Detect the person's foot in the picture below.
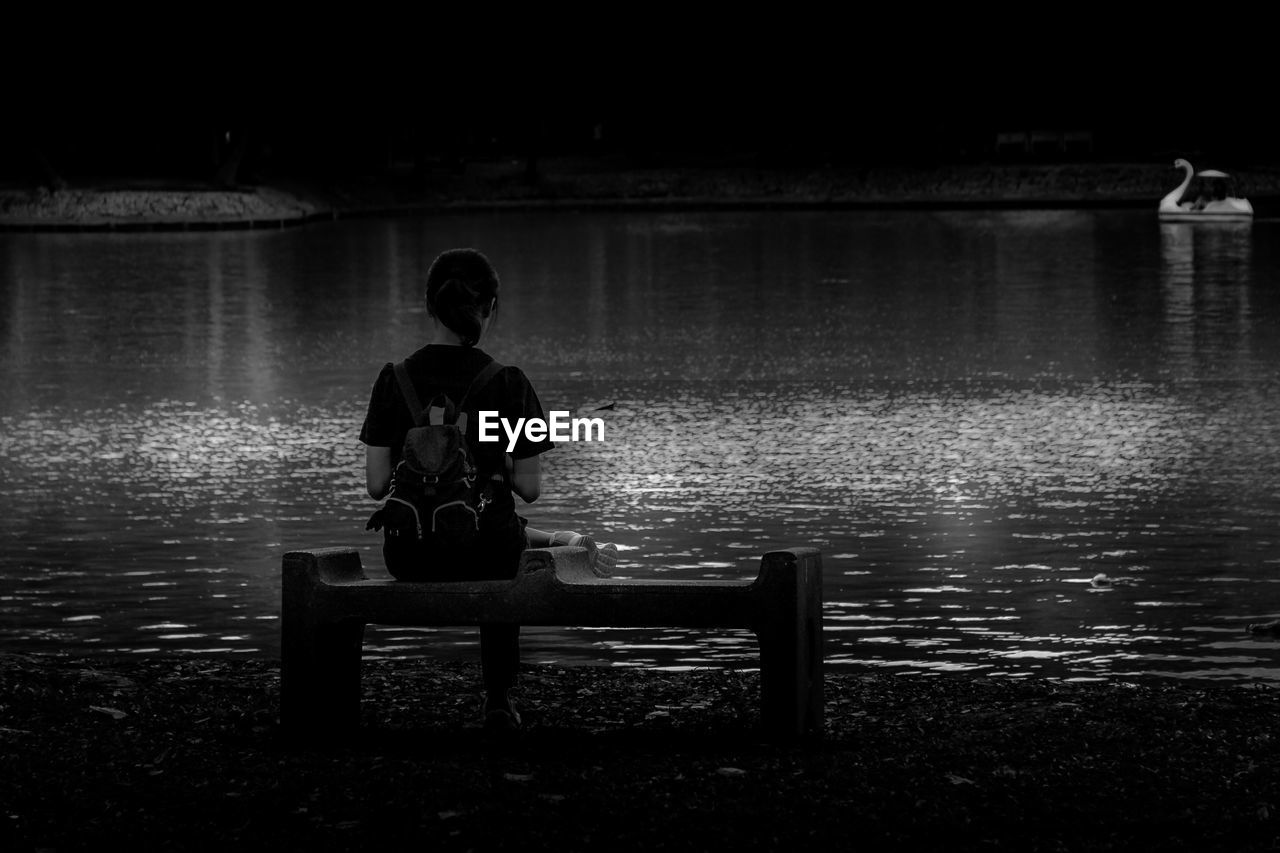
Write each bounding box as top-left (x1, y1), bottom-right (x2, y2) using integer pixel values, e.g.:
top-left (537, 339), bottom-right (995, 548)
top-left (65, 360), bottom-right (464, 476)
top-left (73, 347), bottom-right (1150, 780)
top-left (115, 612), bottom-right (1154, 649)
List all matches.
top-left (551, 531), bottom-right (618, 577)
top-left (482, 692), bottom-right (522, 733)
top-left (593, 542), bottom-right (618, 577)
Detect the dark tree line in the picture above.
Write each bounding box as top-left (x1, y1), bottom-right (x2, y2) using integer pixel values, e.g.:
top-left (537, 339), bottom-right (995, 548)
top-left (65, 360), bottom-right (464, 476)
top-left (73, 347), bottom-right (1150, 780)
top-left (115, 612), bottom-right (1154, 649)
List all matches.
top-left (5, 112), bottom-right (1276, 190)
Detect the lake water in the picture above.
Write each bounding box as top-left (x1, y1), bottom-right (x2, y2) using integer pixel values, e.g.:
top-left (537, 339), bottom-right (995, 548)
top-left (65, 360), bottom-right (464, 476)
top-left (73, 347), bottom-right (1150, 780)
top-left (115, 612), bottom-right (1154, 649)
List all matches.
top-left (3, 208), bottom-right (1280, 683)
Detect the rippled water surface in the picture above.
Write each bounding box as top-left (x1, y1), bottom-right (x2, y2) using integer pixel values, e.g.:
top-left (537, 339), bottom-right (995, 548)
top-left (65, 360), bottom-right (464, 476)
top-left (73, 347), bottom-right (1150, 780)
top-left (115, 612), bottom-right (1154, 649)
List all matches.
top-left (3, 210), bottom-right (1280, 682)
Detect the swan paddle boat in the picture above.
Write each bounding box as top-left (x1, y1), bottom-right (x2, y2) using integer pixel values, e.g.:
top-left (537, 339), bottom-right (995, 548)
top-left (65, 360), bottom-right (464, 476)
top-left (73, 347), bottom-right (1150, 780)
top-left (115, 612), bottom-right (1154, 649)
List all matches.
top-left (1158, 158), bottom-right (1253, 222)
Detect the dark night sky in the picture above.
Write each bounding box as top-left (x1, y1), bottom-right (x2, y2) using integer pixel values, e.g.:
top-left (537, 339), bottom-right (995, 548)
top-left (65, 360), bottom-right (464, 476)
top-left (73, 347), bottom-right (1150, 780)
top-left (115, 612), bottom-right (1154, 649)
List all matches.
top-left (8, 20), bottom-right (1275, 178)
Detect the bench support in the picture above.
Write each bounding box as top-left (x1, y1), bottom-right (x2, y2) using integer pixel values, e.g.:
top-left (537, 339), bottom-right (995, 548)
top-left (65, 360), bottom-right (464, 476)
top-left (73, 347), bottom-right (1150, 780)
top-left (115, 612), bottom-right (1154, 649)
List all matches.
top-left (281, 546), bottom-right (823, 740)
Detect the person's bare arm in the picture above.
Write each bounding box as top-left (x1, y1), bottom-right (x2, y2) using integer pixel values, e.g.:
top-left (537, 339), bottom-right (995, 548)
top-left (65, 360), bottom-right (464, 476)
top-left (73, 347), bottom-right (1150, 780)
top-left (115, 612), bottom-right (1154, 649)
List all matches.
top-left (366, 445), bottom-right (392, 500)
top-left (509, 454), bottom-right (541, 503)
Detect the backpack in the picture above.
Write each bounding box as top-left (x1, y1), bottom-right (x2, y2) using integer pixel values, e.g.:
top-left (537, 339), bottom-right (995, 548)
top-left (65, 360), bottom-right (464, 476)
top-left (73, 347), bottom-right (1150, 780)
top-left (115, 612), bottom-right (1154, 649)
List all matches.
top-left (366, 358), bottom-right (504, 565)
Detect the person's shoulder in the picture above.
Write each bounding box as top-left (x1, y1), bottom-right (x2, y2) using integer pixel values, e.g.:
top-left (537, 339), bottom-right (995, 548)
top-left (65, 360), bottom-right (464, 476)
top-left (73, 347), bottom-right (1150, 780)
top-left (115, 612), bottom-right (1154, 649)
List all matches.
top-left (494, 363), bottom-right (536, 389)
top-left (371, 360), bottom-right (397, 388)
top-left (477, 361), bottom-right (539, 406)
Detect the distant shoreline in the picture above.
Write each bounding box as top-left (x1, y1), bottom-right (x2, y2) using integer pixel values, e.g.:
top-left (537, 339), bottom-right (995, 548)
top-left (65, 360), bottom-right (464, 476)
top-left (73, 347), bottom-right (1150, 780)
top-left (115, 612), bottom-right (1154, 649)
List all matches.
top-left (0, 195), bottom-right (1179, 234)
top-left (5, 159), bottom-right (1280, 231)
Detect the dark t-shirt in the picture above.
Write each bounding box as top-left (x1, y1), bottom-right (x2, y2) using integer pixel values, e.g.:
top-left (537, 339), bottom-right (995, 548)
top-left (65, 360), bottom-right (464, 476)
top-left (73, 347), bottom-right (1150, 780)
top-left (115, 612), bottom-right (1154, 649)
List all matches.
top-left (359, 344), bottom-right (552, 531)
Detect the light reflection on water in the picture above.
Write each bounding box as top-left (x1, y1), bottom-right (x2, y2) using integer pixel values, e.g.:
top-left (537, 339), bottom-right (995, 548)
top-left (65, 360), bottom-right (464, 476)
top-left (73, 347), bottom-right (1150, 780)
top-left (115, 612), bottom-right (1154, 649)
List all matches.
top-left (2, 210), bottom-right (1279, 682)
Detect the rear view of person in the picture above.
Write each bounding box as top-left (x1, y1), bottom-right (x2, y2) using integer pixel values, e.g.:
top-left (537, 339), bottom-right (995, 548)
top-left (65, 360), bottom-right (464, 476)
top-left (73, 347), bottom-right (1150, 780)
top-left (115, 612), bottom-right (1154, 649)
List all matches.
top-left (360, 247), bottom-right (613, 732)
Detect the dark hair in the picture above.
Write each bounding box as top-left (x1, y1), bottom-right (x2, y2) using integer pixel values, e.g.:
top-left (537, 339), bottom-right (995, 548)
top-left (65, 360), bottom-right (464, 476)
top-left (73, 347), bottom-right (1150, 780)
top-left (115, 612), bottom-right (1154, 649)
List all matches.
top-left (425, 248), bottom-right (500, 347)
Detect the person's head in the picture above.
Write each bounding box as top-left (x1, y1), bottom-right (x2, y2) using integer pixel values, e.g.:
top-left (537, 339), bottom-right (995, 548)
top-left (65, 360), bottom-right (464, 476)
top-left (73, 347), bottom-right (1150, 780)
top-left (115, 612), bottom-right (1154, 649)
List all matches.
top-left (425, 248), bottom-right (500, 346)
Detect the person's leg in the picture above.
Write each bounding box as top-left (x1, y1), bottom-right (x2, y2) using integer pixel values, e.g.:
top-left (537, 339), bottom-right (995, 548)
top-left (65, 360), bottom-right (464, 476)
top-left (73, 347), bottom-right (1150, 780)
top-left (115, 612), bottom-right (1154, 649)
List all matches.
top-left (480, 622), bottom-right (521, 726)
top-left (479, 522), bottom-right (525, 731)
top-left (527, 527), bottom-right (618, 575)
top-left (525, 526), bottom-right (554, 547)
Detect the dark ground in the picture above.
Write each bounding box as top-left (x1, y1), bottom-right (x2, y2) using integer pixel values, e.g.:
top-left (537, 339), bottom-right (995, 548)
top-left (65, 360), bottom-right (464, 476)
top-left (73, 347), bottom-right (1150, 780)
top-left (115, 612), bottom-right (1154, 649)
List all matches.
top-left (2, 653), bottom-right (1279, 851)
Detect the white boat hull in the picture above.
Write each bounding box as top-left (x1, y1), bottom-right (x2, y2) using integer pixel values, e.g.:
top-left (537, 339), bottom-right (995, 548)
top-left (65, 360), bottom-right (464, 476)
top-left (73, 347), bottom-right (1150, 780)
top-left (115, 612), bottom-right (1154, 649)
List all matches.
top-left (1158, 209), bottom-right (1254, 223)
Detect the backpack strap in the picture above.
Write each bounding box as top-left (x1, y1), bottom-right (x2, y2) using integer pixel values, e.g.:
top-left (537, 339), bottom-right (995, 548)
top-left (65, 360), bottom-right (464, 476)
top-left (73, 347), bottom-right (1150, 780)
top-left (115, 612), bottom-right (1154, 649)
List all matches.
top-left (458, 359), bottom-right (505, 495)
top-left (392, 361), bottom-right (426, 426)
top-left (457, 359), bottom-right (504, 415)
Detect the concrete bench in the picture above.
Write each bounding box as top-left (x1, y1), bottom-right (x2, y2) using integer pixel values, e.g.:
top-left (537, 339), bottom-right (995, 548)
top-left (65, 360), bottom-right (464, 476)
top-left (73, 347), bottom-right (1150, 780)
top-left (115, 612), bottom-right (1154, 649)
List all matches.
top-left (281, 545), bottom-right (824, 740)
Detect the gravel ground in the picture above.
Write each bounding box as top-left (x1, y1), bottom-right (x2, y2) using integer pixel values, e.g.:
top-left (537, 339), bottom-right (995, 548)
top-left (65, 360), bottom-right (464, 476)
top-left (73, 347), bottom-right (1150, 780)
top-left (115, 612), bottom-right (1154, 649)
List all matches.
top-left (3, 653), bottom-right (1279, 852)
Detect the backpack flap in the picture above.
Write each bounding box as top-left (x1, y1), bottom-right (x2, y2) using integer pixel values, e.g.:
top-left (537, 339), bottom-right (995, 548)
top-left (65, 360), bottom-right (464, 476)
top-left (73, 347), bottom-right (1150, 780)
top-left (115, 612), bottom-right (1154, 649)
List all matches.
top-left (400, 424), bottom-right (474, 485)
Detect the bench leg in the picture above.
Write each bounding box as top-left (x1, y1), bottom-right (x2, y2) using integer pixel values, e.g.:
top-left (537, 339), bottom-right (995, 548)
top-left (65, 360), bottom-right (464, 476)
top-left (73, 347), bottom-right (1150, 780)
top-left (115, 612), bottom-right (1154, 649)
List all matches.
top-left (281, 614), bottom-right (366, 737)
top-left (757, 550), bottom-right (824, 740)
top-left (758, 618), bottom-right (823, 740)
top-left (281, 550), bottom-right (370, 739)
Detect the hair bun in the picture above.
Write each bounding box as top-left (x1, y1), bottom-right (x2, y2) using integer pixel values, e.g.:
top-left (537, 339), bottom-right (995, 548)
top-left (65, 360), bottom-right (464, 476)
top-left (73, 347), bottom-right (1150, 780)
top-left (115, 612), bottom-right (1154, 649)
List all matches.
top-left (441, 278), bottom-right (480, 302)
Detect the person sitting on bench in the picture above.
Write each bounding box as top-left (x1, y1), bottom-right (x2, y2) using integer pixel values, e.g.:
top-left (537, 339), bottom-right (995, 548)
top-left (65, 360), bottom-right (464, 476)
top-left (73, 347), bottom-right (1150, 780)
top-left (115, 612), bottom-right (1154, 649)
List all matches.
top-left (360, 247), bottom-right (615, 733)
